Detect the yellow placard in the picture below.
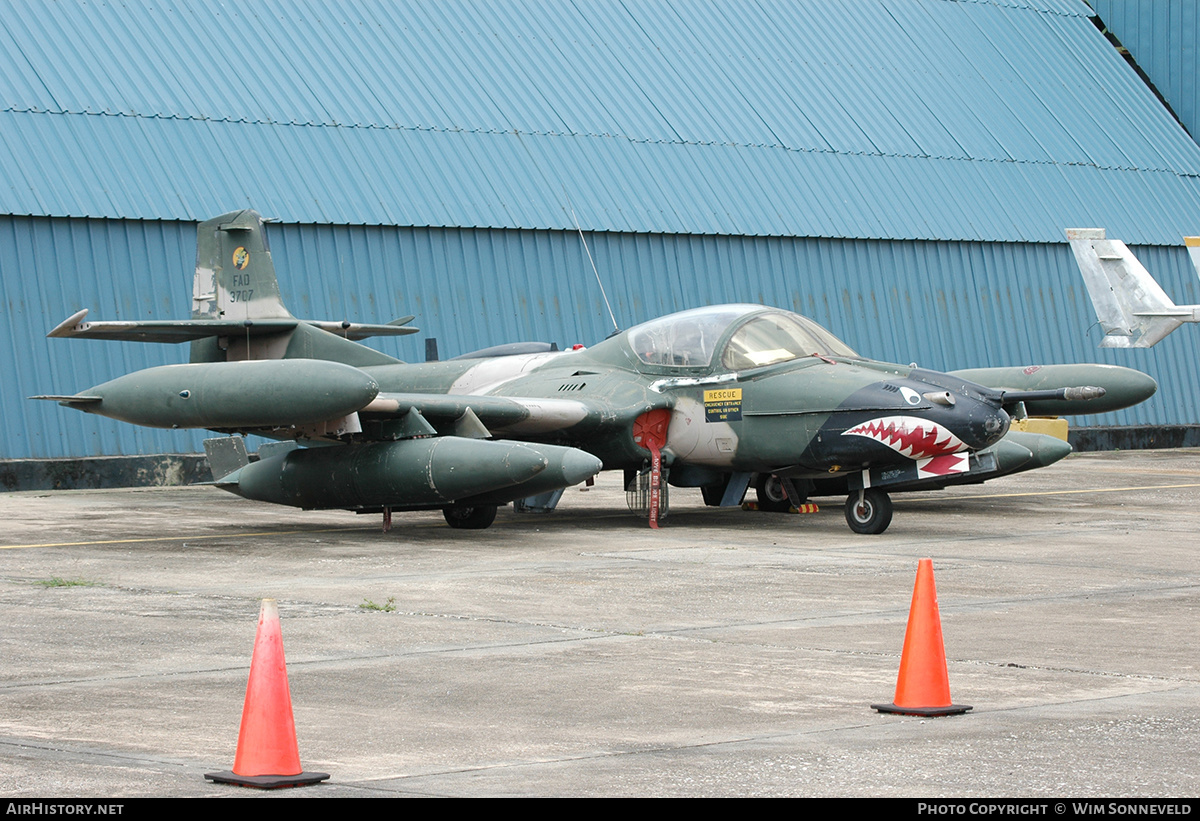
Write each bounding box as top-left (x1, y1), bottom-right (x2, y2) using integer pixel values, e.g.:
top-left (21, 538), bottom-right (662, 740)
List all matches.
top-left (704, 388), bottom-right (742, 421)
top-left (704, 388), bottom-right (742, 403)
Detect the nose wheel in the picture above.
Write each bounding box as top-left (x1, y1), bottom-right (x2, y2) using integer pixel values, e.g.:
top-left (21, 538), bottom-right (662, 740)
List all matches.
top-left (845, 488), bottom-right (893, 534)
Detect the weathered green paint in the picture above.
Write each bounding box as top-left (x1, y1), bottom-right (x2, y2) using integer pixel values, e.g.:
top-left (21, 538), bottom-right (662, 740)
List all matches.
top-left (56, 359), bottom-right (379, 430)
top-left (232, 436), bottom-right (600, 511)
top-left (35, 211), bottom-right (1160, 533)
top-left (951, 364), bottom-right (1160, 416)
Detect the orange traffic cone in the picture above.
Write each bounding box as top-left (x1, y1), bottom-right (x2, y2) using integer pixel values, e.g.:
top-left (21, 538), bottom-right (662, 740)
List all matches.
top-left (205, 599), bottom-right (330, 788)
top-left (872, 559), bottom-right (972, 716)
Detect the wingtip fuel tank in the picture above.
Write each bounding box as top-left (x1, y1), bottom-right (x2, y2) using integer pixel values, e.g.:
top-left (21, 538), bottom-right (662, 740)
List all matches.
top-left (225, 436), bottom-right (602, 511)
top-left (56, 359), bottom-right (380, 430)
top-left (950, 364), bottom-right (1156, 416)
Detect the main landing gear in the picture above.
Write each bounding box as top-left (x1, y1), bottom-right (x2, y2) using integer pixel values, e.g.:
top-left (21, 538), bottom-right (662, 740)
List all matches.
top-left (442, 504), bottom-right (498, 530)
top-left (754, 474), bottom-right (793, 512)
top-left (845, 488), bottom-right (893, 535)
top-left (754, 474), bottom-right (812, 512)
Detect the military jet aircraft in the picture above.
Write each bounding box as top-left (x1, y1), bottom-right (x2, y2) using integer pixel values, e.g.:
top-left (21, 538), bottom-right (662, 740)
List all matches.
top-left (35, 211), bottom-right (1157, 534)
top-left (1068, 227), bottom-right (1200, 348)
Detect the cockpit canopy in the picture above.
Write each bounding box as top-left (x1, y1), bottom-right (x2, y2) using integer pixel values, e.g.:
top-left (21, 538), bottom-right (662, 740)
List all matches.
top-left (626, 305), bottom-right (857, 371)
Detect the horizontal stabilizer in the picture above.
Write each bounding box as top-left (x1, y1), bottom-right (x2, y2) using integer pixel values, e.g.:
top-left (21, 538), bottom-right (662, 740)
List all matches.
top-left (47, 309), bottom-right (417, 343)
top-left (303, 319), bottom-right (419, 340)
top-left (48, 309), bottom-right (302, 343)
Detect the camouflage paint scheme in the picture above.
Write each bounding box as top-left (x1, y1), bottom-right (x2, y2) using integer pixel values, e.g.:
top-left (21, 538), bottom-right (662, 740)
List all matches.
top-left (36, 212), bottom-right (1158, 533)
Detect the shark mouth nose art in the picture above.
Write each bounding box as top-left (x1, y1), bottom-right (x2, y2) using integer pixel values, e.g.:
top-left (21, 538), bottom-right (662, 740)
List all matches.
top-left (842, 415), bottom-right (966, 459)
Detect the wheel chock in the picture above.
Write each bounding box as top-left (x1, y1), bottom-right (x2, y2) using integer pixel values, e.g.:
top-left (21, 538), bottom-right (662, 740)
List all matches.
top-left (741, 501), bottom-right (819, 514)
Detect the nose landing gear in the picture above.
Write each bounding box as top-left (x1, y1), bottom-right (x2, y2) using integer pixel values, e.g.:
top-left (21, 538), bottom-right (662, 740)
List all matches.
top-left (845, 488), bottom-right (893, 534)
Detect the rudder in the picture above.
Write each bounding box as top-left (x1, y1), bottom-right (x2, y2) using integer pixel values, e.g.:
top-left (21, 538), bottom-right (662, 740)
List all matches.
top-left (194, 210), bottom-right (293, 322)
top-left (1066, 228), bottom-right (1184, 348)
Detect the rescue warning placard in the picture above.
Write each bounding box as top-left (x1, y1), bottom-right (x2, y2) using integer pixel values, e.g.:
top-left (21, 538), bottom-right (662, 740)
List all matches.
top-left (704, 388), bottom-right (742, 422)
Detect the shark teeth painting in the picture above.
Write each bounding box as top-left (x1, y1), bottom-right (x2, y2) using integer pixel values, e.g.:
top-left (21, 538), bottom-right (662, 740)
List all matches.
top-left (842, 416), bottom-right (967, 460)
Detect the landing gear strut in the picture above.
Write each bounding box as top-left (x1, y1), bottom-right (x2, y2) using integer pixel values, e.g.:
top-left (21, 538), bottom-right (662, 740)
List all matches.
top-left (845, 488), bottom-right (893, 535)
top-left (442, 504), bottom-right (498, 530)
top-left (755, 474), bottom-right (792, 513)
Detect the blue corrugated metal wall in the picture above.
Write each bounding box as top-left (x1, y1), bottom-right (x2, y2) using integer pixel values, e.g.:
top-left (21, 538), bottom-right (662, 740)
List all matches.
top-left (2, 0), bottom-right (1200, 243)
top-left (1, 217), bottom-right (196, 457)
top-left (1092, 0), bottom-right (1200, 141)
top-left (5, 1), bottom-right (1200, 461)
top-left (7, 216), bottom-right (1196, 459)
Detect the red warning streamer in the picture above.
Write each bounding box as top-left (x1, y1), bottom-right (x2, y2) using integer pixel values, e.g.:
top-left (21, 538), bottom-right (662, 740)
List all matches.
top-left (632, 409), bottom-right (671, 530)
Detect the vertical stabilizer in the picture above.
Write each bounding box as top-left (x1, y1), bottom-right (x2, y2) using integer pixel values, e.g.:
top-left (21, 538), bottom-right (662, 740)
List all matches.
top-left (193, 210), bottom-right (293, 322)
top-left (45, 207), bottom-right (413, 367)
top-left (204, 435), bottom-right (250, 483)
top-left (1185, 236), bottom-right (1200, 285)
top-left (1066, 228), bottom-right (1199, 348)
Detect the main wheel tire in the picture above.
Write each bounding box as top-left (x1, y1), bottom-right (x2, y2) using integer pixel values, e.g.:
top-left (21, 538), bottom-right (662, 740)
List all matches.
top-left (443, 504), bottom-right (498, 530)
top-left (755, 474), bottom-right (793, 513)
top-left (844, 488), bottom-right (893, 534)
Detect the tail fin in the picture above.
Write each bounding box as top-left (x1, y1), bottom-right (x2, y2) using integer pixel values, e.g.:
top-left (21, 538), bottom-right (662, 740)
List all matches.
top-left (46, 209), bottom-right (418, 365)
top-left (203, 435), bottom-right (251, 483)
top-left (1066, 228), bottom-right (1200, 348)
top-left (1187, 236), bottom-right (1200, 282)
top-left (193, 210), bottom-right (293, 322)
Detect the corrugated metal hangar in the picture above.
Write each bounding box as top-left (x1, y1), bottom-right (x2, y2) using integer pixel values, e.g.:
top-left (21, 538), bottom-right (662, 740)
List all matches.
top-left (2, 0), bottom-right (1199, 463)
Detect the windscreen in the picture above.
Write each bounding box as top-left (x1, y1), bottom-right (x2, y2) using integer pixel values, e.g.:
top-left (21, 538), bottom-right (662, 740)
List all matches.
top-left (627, 305), bottom-right (760, 368)
top-left (721, 313), bottom-right (857, 370)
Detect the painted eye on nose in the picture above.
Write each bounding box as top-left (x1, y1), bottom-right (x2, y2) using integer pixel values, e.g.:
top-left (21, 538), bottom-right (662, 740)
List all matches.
top-left (899, 387), bottom-right (922, 405)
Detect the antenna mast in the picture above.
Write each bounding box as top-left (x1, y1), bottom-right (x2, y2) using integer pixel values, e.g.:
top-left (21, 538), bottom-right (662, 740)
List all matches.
top-left (569, 204), bottom-right (619, 334)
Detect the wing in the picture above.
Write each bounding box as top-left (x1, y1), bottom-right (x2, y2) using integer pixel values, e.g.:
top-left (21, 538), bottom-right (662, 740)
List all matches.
top-left (363, 393), bottom-right (592, 435)
top-left (48, 309), bottom-right (416, 343)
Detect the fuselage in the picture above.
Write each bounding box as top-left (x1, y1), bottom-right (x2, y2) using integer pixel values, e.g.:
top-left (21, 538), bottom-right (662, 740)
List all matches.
top-left (363, 305), bottom-right (1011, 479)
top-left (41, 208), bottom-right (1153, 532)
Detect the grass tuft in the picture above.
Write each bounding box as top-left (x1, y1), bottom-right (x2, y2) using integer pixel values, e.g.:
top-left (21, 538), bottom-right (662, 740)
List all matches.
top-left (359, 596), bottom-right (396, 612)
